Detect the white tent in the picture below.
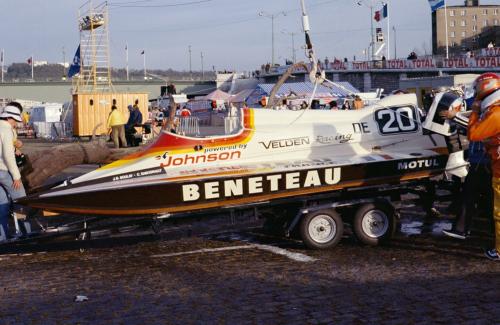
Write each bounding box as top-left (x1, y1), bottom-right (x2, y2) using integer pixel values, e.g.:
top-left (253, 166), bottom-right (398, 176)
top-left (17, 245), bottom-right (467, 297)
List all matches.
top-left (204, 89), bottom-right (231, 101)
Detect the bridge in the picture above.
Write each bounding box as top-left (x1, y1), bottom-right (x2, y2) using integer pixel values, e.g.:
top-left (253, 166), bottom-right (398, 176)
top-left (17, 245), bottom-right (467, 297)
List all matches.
top-left (260, 49), bottom-right (500, 93)
top-left (0, 80), bottom-right (216, 103)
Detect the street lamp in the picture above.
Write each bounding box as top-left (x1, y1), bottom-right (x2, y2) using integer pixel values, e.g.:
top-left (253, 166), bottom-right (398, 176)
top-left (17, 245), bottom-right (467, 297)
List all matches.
top-left (392, 25), bottom-right (397, 59)
top-left (188, 45), bottom-right (192, 79)
top-left (281, 29), bottom-right (297, 64)
top-left (201, 51), bottom-right (204, 80)
top-left (62, 46), bottom-right (66, 79)
top-left (356, 0), bottom-right (377, 61)
top-left (259, 10), bottom-right (287, 67)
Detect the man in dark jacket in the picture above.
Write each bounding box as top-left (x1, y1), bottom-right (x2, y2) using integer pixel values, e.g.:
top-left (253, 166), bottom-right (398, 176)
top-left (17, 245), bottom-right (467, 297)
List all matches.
top-left (125, 101), bottom-right (143, 146)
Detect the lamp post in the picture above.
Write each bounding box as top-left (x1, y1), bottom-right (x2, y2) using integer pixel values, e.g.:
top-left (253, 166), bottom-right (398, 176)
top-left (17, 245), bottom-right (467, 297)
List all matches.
top-left (259, 10), bottom-right (286, 67)
top-left (201, 51), bottom-right (204, 80)
top-left (357, 1), bottom-right (375, 61)
top-left (125, 42), bottom-right (129, 81)
top-left (62, 46), bottom-right (66, 79)
top-left (281, 30), bottom-right (297, 63)
top-left (188, 45), bottom-right (192, 79)
top-left (392, 25), bottom-right (397, 59)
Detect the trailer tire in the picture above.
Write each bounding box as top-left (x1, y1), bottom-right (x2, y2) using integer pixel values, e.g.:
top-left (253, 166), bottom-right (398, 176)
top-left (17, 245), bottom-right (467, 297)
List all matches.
top-left (300, 209), bottom-right (343, 249)
top-left (353, 202), bottom-right (394, 246)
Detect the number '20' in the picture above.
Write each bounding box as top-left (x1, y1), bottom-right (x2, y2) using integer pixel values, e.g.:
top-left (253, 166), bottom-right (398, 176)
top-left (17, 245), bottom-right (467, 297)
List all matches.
top-left (375, 107), bottom-right (418, 135)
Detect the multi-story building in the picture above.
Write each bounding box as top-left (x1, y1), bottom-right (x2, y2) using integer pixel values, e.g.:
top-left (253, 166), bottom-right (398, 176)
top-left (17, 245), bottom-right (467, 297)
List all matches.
top-left (432, 0), bottom-right (500, 55)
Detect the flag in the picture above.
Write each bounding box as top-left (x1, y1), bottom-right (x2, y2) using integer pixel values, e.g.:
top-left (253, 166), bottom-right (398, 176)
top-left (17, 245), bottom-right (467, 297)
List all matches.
top-left (67, 45), bottom-right (81, 78)
top-left (27, 56), bottom-right (32, 65)
top-left (125, 44), bottom-right (128, 51)
top-left (141, 50), bottom-right (145, 55)
top-left (374, 4), bottom-right (388, 22)
top-left (428, 0), bottom-right (445, 12)
top-left (0, 50), bottom-right (3, 64)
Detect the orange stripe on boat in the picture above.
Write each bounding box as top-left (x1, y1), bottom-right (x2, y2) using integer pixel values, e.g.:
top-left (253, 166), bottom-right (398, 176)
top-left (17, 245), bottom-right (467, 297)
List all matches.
top-left (99, 109), bottom-right (255, 170)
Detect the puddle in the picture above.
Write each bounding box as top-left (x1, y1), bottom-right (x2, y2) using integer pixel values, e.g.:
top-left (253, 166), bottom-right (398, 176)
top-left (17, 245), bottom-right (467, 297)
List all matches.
top-left (400, 221), bottom-right (423, 235)
top-left (400, 219), bottom-right (453, 236)
top-left (431, 221), bottom-right (452, 235)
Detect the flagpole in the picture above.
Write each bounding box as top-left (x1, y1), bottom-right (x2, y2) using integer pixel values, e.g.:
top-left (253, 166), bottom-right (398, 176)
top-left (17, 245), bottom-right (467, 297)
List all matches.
top-left (126, 43), bottom-right (129, 81)
top-left (386, 2), bottom-right (390, 60)
top-left (444, 0), bottom-right (449, 59)
top-left (31, 54), bottom-right (34, 81)
top-left (1, 49), bottom-right (4, 83)
top-left (370, 3), bottom-right (374, 61)
top-left (143, 51), bottom-right (146, 80)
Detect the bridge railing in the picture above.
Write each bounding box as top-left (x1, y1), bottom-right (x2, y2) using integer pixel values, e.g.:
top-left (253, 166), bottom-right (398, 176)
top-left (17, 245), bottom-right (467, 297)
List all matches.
top-left (261, 47), bottom-right (500, 74)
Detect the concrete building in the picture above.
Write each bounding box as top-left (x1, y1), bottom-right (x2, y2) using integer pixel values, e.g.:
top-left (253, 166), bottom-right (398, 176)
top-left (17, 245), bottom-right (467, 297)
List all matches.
top-left (477, 26), bottom-right (500, 48)
top-left (432, 0), bottom-right (500, 55)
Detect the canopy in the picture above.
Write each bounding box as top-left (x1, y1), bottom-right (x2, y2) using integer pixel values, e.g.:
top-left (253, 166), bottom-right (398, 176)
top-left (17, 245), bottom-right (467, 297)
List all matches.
top-left (204, 89), bottom-right (231, 101)
top-left (229, 89), bottom-right (255, 103)
top-left (256, 81), bottom-right (359, 98)
top-left (324, 82), bottom-right (360, 96)
top-left (246, 81), bottom-right (360, 106)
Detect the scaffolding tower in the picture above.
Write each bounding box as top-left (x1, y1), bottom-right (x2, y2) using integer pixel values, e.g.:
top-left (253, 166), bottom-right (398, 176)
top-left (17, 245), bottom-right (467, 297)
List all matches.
top-left (74, 1), bottom-right (113, 93)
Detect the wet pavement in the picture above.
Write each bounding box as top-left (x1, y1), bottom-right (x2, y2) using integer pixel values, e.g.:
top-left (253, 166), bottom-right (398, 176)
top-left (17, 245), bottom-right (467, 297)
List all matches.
top-left (1, 206), bottom-right (499, 325)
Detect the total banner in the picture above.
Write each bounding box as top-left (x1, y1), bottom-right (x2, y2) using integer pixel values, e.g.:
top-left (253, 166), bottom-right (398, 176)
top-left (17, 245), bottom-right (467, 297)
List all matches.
top-left (326, 57), bottom-right (500, 70)
top-left (480, 47), bottom-right (500, 57)
top-left (444, 57), bottom-right (500, 68)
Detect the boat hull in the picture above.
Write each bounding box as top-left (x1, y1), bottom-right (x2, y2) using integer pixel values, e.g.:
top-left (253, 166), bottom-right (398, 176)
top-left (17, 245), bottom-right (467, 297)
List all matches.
top-left (19, 95), bottom-right (461, 216)
top-left (19, 154), bottom-right (448, 216)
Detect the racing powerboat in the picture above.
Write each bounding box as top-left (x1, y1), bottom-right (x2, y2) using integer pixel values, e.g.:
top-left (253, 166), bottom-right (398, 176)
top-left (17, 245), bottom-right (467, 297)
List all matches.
top-left (16, 0), bottom-right (467, 219)
top-left (18, 93), bottom-right (466, 216)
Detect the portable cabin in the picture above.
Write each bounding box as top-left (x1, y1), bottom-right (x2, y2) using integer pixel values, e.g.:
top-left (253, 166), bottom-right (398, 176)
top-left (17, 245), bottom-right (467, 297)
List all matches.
top-left (72, 92), bottom-right (148, 137)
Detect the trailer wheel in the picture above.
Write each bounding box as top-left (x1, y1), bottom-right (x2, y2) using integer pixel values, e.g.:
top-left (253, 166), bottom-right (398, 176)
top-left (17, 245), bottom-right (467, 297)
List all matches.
top-left (353, 203), bottom-right (394, 246)
top-left (300, 209), bottom-right (343, 249)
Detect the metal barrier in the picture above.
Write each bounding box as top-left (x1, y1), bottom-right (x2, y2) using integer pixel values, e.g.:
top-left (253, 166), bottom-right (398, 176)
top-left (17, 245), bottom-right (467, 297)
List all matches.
top-left (176, 116), bottom-right (200, 136)
top-left (31, 122), bottom-right (73, 139)
top-left (224, 116), bottom-right (240, 134)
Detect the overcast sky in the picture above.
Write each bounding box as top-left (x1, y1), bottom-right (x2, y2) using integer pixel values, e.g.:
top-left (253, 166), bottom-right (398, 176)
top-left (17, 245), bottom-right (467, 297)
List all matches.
top-left (0, 0), bottom-right (497, 71)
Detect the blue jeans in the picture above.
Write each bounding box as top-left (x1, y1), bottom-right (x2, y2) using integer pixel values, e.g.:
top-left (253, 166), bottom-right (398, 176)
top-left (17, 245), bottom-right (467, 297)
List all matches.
top-left (0, 170), bottom-right (26, 235)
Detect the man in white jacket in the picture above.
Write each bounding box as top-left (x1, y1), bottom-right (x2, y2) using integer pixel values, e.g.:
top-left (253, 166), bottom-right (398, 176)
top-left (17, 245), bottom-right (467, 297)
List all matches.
top-left (0, 104), bottom-right (26, 239)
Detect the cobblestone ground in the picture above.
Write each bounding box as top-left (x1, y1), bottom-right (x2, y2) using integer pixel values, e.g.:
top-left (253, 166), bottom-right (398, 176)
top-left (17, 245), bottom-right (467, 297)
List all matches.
top-left (1, 215), bottom-right (499, 325)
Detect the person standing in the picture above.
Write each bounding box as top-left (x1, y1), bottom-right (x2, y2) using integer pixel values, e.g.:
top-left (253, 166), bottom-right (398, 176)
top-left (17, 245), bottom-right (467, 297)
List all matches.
top-left (180, 106), bottom-right (192, 117)
top-left (133, 99), bottom-right (143, 125)
top-left (353, 96), bottom-right (364, 110)
top-left (443, 141), bottom-right (492, 239)
top-left (125, 105), bottom-right (137, 147)
top-left (125, 101), bottom-right (143, 147)
top-left (0, 104), bottom-right (26, 239)
top-left (467, 72), bottom-right (500, 260)
top-left (107, 105), bottom-right (127, 149)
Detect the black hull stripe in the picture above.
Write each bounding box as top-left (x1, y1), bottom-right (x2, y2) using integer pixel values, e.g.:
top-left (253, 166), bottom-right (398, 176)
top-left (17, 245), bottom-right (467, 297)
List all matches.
top-left (20, 156), bottom-right (449, 216)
